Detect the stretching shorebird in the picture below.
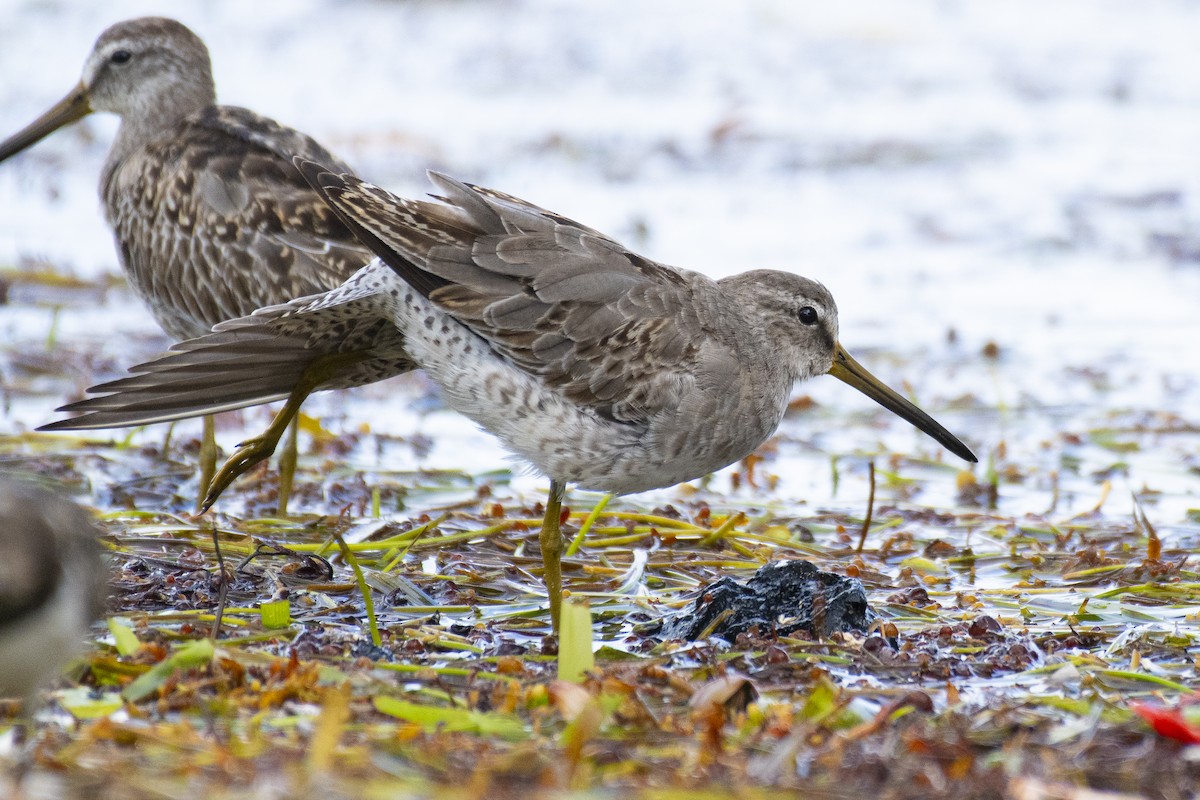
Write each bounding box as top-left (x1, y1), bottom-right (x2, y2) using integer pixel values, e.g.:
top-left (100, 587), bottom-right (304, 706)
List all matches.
top-left (0, 17), bottom-right (403, 513)
top-left (44, 162), bottom-right (978, 629)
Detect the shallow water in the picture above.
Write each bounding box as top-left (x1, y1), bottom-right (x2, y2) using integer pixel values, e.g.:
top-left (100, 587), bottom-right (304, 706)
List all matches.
top-left (0, 0), bottom-right (1197, 579)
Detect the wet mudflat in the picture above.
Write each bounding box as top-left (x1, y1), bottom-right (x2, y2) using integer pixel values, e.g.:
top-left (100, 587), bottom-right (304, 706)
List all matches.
top-left (2, 1), bottom-right (1200, 798)
top-left (2, 269), bottom-right (1198, 798)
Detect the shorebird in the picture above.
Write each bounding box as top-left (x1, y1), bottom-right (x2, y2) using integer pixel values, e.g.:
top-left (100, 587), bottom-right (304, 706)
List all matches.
top-left (0, 479), bottom-right (107, 705)
top-left (44, 161), bottom-right (978, 629)
top-left (0, 17), bottom-right (396, 513)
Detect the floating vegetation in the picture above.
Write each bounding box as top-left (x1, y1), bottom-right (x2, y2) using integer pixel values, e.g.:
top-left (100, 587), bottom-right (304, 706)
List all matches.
top-left (2, 378), bottom-right (1198, 798)
top-left (3, 18), bottom-right (1200, 783)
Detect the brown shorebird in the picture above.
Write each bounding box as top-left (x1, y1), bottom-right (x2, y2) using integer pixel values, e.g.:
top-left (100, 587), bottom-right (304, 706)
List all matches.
top-left (0, 479), bottom-right (107, 705)
top-left (45, 162), bottom-right (978, 629)
top-left (0, 16), bottom-right (402, 513)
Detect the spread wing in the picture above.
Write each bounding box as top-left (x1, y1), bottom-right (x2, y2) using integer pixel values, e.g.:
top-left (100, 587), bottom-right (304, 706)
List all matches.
top-left (40, 262), bottom-right (411, 431)
top-left (296, 161), bottom-right (716, 424)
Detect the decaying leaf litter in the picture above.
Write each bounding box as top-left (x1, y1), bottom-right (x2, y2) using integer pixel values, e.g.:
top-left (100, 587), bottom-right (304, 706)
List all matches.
top-left (3, 1), bottom-right (1200, 795)
top-left (2, 266), bottom-right (1199, 799)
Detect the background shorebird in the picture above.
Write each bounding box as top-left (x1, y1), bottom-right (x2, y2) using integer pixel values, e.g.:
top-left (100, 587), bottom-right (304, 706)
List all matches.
top-left (0, 479), bottom-right (107, 706)
top-left (45, 161), bottom-right (978, 629)
top-left (0, 16), bottom-right (408, 514)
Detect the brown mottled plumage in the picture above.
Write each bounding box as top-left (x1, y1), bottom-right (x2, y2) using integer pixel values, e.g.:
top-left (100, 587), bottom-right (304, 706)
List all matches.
top-left (44, 162), bottom-right (977, 628)
top-left (103, 103), bottom-right (374, 339)
top-left (0, 17), bottom-right (411, 510)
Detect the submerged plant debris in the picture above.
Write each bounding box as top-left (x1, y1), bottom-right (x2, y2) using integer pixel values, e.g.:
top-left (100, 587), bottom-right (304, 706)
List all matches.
top-left (1, 270), bottom-right (1198, 799)
top-left (3, 3), bottom-right (1200, 797)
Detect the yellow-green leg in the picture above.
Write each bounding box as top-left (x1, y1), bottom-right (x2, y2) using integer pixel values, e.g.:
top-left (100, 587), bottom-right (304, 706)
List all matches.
top-left (276, 416), bottom-right (300, 517)
top-left (202, 388), bottom-right (307, 513)
top-left (541, 479), bottom-right (567, 631)
top-left (200, 350), bottom-right (367, 513)
top-left (196, 414), bottom-right (217, 515)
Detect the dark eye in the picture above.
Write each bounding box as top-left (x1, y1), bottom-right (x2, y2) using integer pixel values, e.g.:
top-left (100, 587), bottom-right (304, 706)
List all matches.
top-left (798, 306), bottom-right (818, 326)
top-left (110, 49), bottom-right (132, 64)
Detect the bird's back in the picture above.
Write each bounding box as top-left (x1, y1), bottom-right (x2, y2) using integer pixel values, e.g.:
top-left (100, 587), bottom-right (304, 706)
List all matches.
top-left (101, 105), bottom-right (374, 339)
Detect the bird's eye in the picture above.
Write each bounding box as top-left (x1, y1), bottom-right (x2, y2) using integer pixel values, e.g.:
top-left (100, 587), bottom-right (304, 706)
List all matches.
top-left (797, 306), bottom-right (819, 325)
top-left (110, 49), bottom-right (132, 64)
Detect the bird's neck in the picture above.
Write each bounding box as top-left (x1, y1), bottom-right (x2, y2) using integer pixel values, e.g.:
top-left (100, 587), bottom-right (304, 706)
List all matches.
top-left (105, 82), bottom-right (215, 175)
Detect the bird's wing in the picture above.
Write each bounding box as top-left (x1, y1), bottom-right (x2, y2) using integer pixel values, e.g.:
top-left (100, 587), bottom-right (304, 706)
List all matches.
top-left (40, 262), bottom-right (411, 431)
top-left (105, 106), bottom-right (374, 334)
top-left (297, 161), bottom-right (717, 423)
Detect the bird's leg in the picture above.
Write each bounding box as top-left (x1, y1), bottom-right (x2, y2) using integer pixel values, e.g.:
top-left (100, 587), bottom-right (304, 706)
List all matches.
top-left (201, 399), bottom-right (299, 514)
top-left (200, 350), bottom-right (367, 513)
top-left (195, 415), bottom-right (217, 515)
top-left (541, 478), bottom-right (567, 631)
top-left (275, 416), bottom-right (300, 516)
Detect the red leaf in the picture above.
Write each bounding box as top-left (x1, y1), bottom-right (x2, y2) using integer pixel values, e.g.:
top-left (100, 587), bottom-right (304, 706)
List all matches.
top-left (1130, 701), bottom-right (1200, 745)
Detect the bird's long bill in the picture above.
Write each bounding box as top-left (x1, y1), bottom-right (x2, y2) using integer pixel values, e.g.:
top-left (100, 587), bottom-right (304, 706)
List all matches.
top-left (828, 342), bottom-right (977, 463)
top-left (0, 82), bottom-right (92, 162)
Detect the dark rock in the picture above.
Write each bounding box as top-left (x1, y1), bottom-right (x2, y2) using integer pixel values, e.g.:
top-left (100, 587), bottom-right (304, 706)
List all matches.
top-left (662, 560), bottom-right (874, 642)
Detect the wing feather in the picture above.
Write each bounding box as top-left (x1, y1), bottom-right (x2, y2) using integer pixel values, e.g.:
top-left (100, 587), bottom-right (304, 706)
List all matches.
top-left (41, 263), bottom-right (412, 432)
top-left (296, 162), bottom-right (718, 423)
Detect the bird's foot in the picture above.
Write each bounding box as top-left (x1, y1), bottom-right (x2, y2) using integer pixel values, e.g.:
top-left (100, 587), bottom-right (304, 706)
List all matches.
top-left (200, 432), bottom-right (281, 513)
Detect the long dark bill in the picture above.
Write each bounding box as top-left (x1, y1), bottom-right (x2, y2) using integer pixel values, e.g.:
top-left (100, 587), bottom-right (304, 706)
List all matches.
top-left (0, 83), bottom-right (92, 162)
top-left (828, 343), bottom-right (977, 463)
